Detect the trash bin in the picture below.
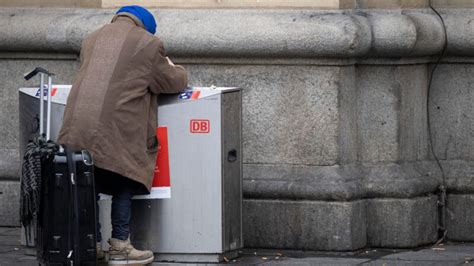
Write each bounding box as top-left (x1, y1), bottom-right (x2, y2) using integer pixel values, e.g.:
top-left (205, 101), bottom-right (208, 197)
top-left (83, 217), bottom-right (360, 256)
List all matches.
top-left (19, 85), bottom-right (243, 262)
top-left (134, 86), bottom-right (243, 262)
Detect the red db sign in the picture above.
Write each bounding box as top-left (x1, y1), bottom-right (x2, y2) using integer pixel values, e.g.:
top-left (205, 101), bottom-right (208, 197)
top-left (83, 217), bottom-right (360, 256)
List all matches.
top-left (190, 119), bottom-right (210, 134)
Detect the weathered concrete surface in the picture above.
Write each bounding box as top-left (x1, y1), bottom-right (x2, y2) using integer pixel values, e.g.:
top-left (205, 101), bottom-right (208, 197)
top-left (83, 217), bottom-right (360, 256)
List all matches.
top-left (243, 199), bottom-right (367, 251)
top-left (441, 9), bottom-right (474, 56)
top-left (0, 8), bottom-right (469, 57)
top-left (243, 163), bottom-right (440, 201)
top-left (0, 180), bottom-right (20, 226)
top-left (397, 66), bottom-right (430, 161)
top-left (444, 160), bottom-right (474, 193)
top-left (244, 196), bottom-right (439, 250)
top-left (1, 8), bottom-right (470, 58)
top-left (187, 64), bottom-right (341, 166)
top-left (356, 65), bottom-right (429, 163)
top-left (429, 64), bottom-right (474, 162)
top-left (0, 58), bottom-right (79, 179)
top-left (357, 66), bottom-right (402, 162)
top-left (367, 196), bottom-right (438, 247)
top-left (446, 194), bottom-right (474, 241)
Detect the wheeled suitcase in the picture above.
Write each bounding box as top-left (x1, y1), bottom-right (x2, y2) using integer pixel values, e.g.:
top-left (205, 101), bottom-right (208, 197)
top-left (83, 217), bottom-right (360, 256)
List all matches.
top-left (22, 67), bottom-right (97, 265)
top-left (37, 147), bottom-right (97, 265)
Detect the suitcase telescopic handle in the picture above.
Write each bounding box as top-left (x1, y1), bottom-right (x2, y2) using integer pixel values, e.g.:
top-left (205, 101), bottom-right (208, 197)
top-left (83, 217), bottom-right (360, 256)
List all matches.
top-left (23, 67), bottom-right (54, 81)
top-left (24, 67), bottom-right (55, 140)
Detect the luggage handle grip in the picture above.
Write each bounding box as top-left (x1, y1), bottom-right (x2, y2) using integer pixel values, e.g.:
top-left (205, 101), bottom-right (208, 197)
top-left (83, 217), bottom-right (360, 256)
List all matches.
top-left (25, 67), bottom-right (55, 140)
top-left (23, 67), bottom-right (54, 81)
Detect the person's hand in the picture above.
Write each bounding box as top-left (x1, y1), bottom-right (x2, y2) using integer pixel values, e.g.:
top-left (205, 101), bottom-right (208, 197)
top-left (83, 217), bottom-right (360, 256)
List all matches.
top-left (166, 57), bottom-right (175, 66)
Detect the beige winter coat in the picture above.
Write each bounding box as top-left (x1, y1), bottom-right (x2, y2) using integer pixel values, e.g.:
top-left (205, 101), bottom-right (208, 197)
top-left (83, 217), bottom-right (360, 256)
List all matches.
top-left (58, 13), bottom-right (188, 194)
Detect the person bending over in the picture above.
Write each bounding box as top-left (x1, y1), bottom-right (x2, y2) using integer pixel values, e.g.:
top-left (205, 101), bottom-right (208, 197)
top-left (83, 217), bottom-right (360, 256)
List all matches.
top-left (58, 5), bottom-right (187, 265)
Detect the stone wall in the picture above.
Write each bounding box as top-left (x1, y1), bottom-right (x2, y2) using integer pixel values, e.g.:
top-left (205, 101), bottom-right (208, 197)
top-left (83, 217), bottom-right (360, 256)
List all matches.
top-left (1, 0), bottom-right (474, 8)
top-left (0, 7), bottom-right (472, 250)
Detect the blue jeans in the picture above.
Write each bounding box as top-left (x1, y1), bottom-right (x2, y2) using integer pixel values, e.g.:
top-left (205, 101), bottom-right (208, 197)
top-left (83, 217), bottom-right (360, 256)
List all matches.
top-left (96, 191), bottom-right (133, 242)
top-left (95, 167), bottom-right (143, 242)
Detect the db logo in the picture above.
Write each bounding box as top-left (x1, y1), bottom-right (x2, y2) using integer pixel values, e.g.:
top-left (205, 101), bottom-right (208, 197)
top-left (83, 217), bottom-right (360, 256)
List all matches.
top-left (190, 119), bottom-right (210, 134)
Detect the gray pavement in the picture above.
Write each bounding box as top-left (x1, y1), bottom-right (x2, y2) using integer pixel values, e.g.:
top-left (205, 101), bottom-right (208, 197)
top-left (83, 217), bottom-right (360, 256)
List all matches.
top-left (1, 227), bottom-right (474, 266)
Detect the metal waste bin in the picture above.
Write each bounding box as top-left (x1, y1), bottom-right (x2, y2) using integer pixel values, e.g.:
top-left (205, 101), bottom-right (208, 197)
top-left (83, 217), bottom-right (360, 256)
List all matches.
top-left (19, 85), bottom-right (243, 262)
top-left (132, 87), bottom-right (243, 262)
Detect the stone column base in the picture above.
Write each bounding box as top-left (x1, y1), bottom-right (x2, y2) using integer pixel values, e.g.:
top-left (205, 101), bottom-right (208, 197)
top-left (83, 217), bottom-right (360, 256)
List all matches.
top-left (243, 196), bottom-right (439, 250)
top-left (447, 194), bottom-right (474, 241)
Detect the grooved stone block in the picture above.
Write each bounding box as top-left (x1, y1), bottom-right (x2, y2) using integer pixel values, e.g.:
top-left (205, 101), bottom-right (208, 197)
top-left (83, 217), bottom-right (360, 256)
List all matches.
top-left (0, 180), bottom-right (20, 226)
top-left (446, 194), bottom-right (474, 241)
top-left (367, 196), bottom-right (438, 248)
top-left (430, 64), bottom-right (474, 161)
top-left (356, 65), bottom-right (430, 163)
top-left (186, 64), bottom-right (341, 166)
top-left (243, 199), bottom-right (366, 251)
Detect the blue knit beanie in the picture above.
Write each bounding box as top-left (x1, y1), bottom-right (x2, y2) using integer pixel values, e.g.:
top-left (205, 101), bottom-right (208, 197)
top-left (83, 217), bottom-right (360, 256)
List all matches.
top-left (116, 5), bottom-right (157, 35)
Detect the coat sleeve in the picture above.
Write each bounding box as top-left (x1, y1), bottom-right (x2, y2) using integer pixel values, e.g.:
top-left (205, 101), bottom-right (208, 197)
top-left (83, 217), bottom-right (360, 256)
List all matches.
top-left (149, 40), bottom-right (188, 94)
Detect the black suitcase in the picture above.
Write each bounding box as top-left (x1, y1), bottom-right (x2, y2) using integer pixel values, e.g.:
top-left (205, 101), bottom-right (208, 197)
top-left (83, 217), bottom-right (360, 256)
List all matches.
top-left (37, 147), bottom-right (97, 265)
top-left (23, 68), bottom-right (98, 265)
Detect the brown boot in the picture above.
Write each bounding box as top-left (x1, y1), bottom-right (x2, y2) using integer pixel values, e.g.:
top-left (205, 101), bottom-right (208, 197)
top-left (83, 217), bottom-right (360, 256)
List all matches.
top-left (97, 242), bottom-right (106, 261)
top-left (107, 238), bottom-right (154, 265)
